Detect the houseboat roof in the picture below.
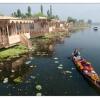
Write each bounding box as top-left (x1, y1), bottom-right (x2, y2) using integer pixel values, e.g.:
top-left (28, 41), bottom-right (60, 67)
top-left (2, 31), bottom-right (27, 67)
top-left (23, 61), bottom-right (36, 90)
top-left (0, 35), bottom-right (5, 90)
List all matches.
top-left (0, 16), bottom-right (34, 23)
top-left (0, 16), bottom-right (18, 20)
top-left (51, 19), bottom-right (60, 22)
top-left (38, 16), bottom-right (47, 19)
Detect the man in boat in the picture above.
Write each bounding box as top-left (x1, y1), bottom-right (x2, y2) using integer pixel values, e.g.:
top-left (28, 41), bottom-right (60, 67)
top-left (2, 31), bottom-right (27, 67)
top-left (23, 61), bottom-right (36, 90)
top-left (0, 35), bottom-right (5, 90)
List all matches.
top-left (73, 49), bottom-right (81, 61)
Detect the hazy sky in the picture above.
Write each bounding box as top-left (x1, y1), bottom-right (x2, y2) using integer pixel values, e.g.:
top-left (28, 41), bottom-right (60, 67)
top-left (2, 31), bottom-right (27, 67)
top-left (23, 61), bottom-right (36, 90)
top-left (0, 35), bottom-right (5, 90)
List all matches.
top-left (0, 3), bottom-right (100, 22)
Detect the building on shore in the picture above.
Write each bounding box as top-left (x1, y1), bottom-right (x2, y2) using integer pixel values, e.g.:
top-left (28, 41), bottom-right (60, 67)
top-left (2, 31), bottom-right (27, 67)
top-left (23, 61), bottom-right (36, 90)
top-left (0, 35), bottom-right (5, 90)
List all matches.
top-left (0, 16), bottom-right (34, 49)
top-left (32, 16), bottom-right (49, 37)
top-left (0, 16), bottom-right (69, 49)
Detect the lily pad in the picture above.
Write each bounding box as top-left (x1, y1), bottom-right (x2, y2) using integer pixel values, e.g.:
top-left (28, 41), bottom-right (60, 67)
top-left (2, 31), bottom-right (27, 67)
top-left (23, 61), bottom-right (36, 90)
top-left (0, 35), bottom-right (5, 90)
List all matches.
top-left (71, 68), bottom-right (75, 70)
top-left (0, 70), bottom-right (2, 72)
top-left (36, 85), bottom-right (42, 90)
top-left (3, 78), bottom-right (8, 83)
top-left (65, 70), bottom-right (72, 74)
top-left (54, 61), bottom-right (59, 64)
top-left (36, 93), bottom-right (42, 96)
top-left (13, 76), bottom-right (23, 83)
top-left (59, 64), bottom-right (63, 67)
top-left (25, 61), bottom-right (31, 65)
top-left (11, 69), bottom-right (15, 73)
top-left (30, 65), bottom-right (34, 68)
top-left (57, 66), bottom-right (63, 70)
top-left (53, 57), bottom-right (59, 60)
top-left (30, 76), bottom-right (36, 79)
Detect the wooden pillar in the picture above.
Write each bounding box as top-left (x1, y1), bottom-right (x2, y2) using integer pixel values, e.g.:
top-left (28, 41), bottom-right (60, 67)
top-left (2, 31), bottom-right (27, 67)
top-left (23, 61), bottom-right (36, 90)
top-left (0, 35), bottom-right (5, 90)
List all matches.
top-left (6, 25), bottom-right (9, 37)
top-left (15, 23), bottom-right (17, 35)
top-left (10, 23), bottom-right (13, 36)
top-left (29, 23), bottom-right (30, 33)
top-left (23, 23), bottom-right (25, 33)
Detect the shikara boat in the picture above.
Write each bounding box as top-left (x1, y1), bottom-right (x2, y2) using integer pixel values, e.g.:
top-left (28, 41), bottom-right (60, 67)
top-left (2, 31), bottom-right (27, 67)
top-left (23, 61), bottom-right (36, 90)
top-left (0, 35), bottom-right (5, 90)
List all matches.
top-left (72, 53), bottom-right (100, 89)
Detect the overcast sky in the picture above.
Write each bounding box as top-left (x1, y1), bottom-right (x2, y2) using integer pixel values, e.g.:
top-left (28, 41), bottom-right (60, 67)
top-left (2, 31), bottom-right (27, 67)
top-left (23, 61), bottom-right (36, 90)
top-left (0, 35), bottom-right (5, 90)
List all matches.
top-left (0, 3), bottom-right (100, 22)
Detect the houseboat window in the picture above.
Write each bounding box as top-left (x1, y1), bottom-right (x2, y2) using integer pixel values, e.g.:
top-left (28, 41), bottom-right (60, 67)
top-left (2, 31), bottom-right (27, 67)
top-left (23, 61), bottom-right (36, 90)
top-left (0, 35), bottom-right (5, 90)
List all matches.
top-left (0, 28), bottom-right (3, 35)
top-left (29, 24), bottom-right (34, 29)
top-left (17, 25), bottom-right (21, 31)
top-left (0, 27), bottom-right (7, 35)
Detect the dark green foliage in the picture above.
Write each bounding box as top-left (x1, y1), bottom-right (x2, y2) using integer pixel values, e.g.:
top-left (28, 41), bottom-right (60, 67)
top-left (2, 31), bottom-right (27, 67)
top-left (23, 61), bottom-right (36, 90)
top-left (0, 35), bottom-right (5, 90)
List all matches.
top-left (11, 5), bottom-right (59, 20)
top-left (16, 9), bottom-right (22, 17)
top-left (40, 4), bottom-right (43, 14)
top-left (67, 17), bottom-right (77, 23)
top-left (26, 6), bottom-right (32, 17)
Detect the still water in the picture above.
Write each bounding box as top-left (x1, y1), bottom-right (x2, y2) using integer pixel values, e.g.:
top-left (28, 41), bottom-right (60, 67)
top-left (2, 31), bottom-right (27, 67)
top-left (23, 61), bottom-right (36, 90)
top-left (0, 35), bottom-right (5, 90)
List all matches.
top-left (0, 27), bottom-right (100, 96)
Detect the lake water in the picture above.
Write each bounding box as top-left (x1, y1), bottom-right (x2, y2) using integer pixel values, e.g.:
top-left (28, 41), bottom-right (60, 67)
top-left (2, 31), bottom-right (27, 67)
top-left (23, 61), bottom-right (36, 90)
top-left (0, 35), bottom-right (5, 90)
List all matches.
top-left (0, 27), bottom-right (100, 96)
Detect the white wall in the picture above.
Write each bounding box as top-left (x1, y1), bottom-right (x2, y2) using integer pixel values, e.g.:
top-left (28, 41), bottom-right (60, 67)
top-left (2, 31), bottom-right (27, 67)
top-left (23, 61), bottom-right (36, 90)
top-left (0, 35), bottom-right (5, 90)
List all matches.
top-left (8, 35), bottom-right (20, 45)
top-left (24, 33), bottom-right (30, 39)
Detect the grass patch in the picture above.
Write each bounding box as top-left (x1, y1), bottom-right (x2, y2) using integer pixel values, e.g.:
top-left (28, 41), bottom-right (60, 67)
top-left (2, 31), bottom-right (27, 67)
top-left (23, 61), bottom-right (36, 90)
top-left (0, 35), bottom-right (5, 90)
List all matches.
top-left (0, 44), bottom-right (28, 61)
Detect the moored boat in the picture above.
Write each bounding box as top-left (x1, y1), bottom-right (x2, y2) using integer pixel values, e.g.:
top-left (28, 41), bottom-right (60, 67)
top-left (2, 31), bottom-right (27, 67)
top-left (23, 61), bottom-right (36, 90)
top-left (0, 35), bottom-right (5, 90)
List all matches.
top-left (72, 51), bottom-right (100, 89)
top-left (93, 27), bottom-right (98, 31)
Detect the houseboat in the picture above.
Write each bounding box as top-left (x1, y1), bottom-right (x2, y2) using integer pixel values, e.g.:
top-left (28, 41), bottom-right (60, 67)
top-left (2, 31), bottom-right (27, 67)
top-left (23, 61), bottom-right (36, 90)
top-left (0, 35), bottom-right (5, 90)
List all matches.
top-left (0, 16), bottom-right (34, 49)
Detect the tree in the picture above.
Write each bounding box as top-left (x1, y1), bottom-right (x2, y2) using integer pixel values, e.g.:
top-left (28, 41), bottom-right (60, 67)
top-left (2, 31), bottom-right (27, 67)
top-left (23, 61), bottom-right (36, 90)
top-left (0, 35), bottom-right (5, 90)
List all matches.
top-left (21, 13), bottom-right (26, 18)
top-left (40, 4), bottom-right (43, 14)
top-left (27, 6), bottom-right (32, 17)
top-left (51, 15), bottom-right (59, 20)
top-left (47, 10), bottom-right (50, 17)
top-left (17, 9), bottom-right (22, 17)
top-left (33, 12), bottom-right (46, 17)
top-left (47, 5), bottom-right (53, 19)
top-left (50, 5), bottom-right (52, 17)
top-left (67, 17), bottom-right (77, 23)
top-left (11, 12), bottom-right (17, 17)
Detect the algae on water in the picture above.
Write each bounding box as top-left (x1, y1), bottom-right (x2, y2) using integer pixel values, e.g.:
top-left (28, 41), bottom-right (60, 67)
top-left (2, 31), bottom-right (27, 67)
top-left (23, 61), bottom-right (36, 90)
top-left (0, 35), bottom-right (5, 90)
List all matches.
top-left (13, 76), bottom-right (23, 83)
top-left (0, 44), bottom-right (28, 61)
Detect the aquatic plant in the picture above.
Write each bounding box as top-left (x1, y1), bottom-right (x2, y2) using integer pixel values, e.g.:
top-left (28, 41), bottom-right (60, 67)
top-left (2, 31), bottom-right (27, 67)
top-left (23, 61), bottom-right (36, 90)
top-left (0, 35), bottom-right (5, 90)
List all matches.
top-left (59, 64), bottom-right (63, 67)
top-left (57, 66), bottom-right (63, 70)
top-left (64, 70), bottom-right (72, 74)
top-left (3, 78), bottom-right (8, 84)
top-left (25, 61), bottom-right (31, 65)
top-left (54, 61), bottom-right (59, 64)
top-left (36, 85), bottom-right (42, 90)
top-left (13, 76), bottom-right (23, 83)
top-left (36, 92), bottom-right (42, 96)
top-left (53, 57), bottom-right (59, 60)
top-left (30, 76), bottom-right (36, 79)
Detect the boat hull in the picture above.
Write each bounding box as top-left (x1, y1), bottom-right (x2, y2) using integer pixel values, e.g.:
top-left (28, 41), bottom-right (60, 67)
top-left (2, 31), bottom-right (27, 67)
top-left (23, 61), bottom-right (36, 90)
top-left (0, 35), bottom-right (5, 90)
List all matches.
top-left (72, 56), bottom-right (100, 89)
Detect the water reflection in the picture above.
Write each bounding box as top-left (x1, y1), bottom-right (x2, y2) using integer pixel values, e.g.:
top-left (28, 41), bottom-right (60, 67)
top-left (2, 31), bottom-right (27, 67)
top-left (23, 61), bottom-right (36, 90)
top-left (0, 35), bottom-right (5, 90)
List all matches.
top-left (31, 35), bottom-right (65, 56)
